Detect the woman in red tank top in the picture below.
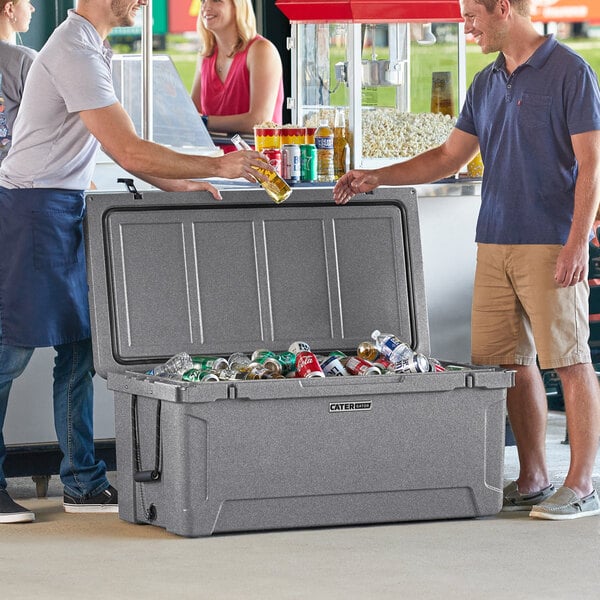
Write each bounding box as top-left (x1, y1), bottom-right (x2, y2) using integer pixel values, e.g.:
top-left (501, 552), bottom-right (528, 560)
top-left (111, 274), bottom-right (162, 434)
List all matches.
top-left (191, 0), bottom-right (284, 135)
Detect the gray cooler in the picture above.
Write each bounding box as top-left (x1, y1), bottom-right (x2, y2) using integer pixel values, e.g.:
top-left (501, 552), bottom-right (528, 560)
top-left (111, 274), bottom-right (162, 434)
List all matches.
top-left (84, 185), bottom-right (513, 537)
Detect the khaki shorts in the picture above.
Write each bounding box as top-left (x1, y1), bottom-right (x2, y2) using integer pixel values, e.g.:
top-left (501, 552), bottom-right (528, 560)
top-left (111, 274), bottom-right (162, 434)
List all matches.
top-left (471, 244), bottom-right (591, 370)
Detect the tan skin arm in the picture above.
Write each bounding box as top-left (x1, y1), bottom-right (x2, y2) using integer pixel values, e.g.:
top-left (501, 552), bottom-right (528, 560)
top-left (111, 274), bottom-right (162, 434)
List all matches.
top-left (332, 127), bottom-right (480, 205)
top-left (191, 38), bottom-right (283, 133)
top-left (555, 130), bottom-right (600, 287)
top-left (79, 101), bottom-right (271, 192)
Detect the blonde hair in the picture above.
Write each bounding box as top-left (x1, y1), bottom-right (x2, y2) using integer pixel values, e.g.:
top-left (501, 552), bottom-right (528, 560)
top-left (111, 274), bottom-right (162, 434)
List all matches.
top-left (1, 0), bottom-right (21, 15)
top-left (197, 0), bottom-right (257, 58)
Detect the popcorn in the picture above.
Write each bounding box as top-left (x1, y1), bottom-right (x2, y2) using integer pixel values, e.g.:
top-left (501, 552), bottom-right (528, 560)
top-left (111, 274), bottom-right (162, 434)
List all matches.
top-left (304, 109), bottom-right (457, 158)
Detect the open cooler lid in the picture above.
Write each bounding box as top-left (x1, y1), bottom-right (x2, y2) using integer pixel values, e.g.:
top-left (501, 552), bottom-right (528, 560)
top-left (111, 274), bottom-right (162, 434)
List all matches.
top-left (275, 0), bottom-right (463, 23)
top-left (84, 186), bottom-right (430, 378)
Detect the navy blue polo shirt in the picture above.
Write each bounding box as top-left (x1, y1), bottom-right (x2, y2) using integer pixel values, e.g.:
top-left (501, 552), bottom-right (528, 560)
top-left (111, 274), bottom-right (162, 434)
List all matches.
top-left (456, 35), bottom-right (600, 244)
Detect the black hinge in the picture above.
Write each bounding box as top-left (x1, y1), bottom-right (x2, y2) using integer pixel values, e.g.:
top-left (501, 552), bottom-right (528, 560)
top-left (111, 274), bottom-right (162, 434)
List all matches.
top-left (117, 178), bottom-right (143, 199)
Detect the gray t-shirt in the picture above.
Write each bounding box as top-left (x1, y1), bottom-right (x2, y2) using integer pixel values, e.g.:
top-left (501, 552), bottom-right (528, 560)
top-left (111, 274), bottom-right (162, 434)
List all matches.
top-left (0, 41), bottom-right (37, 164)
top-left (0, 10), bottom-right (118, 189)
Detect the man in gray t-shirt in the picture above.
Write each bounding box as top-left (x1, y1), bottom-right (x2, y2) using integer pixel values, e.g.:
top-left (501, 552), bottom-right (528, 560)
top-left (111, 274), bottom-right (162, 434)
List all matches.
top-left (0, 0), bottom-right (269, 524)
top-left (0, 40), bottom-right (36, 163)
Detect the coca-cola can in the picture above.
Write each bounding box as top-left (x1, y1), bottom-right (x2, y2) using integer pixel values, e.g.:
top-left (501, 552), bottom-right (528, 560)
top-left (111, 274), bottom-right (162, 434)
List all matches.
top-left (295, 351), bottom-right (325, 378)
top-left (393, 352), bottom-right (430, 373)
top-left (344, 356), bottom-right (381, 376)
top-left (289, 340), bottom-right (311, 354)
top-left (281, 144), bottom-right (301, 183)
top-left (263, 148), bottom-right (282, 176)
top-left (320, 355), bottom-right (349, 376)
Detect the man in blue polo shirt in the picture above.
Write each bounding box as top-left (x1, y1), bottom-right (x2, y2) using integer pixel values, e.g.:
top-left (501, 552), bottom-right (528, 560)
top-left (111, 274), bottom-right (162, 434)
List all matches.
top-left (333, 0), bottom-right (600, 520)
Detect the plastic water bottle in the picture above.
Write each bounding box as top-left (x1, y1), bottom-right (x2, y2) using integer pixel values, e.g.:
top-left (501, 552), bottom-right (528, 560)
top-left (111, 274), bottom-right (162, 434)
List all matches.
top-left (371, 330), bottom-right (414, 364)
top-left (149, 352), bottom-right (194, 378)
top-left (315, 119), bottom-right (334, 182)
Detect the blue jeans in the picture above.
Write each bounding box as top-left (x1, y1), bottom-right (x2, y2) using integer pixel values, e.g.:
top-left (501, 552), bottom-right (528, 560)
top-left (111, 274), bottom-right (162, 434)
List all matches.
top-left (0, 336), bottom-right (109, 497)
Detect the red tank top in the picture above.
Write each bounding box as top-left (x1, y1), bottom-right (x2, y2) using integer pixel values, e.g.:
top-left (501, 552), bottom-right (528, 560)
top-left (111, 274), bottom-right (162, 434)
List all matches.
top-left (201, 36), bottom-right (283, 124)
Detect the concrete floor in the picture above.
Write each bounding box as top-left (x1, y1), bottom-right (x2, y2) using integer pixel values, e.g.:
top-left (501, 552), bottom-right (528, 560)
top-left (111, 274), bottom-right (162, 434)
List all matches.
top-left (2, 411), bottom-right (599, 600)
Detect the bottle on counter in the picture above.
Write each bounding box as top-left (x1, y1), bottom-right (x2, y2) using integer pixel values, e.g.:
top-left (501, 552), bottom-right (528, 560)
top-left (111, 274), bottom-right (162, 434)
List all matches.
top-left (333, 108), bottom-right (350, 180)
top-left (314, 120), bottom-right (334, 182)
top-left (231, 134), bottom-right (292, 203)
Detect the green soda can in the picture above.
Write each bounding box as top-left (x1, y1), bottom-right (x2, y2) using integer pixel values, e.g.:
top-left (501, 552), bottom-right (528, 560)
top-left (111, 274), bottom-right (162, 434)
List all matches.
top-left (329, 350), bottom-right (347, 359)
top-left (191, 355), bottom-right (229, 372)
top-left (276, 351), bottom-right (296, 374)
top-left (182, 368), bottom-right (220, 382)
top-left (300, 144), bottom-right (317, 182)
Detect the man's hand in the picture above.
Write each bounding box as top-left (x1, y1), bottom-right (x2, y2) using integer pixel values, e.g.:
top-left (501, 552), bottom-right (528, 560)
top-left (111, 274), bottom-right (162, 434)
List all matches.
top-left (333, 170), bottom-right (380, 205)
top-left (216, 150), bottom-right (273, 183)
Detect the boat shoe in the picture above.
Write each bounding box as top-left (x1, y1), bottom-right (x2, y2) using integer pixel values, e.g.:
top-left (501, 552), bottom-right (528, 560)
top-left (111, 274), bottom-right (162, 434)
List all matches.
top-left (530, 486), bottom-right (600, 520)
top-left (502, 481), bottom-right (555, 512)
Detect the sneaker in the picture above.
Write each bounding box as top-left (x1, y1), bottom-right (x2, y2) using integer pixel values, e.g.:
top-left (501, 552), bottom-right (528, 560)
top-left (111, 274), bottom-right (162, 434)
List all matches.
top-left (0, 489), bottom-right (35, 523)
top-left (530, 486), bottom-right (600, 520)
top-left (502, 480), bottom-right (555, 512)
top-left (63, 485), bottom-right (118, 514)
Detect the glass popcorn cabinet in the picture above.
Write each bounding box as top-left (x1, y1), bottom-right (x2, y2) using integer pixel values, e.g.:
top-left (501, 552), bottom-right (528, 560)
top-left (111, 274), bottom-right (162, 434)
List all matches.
top-left (276, 0), bottom-right (467, 169)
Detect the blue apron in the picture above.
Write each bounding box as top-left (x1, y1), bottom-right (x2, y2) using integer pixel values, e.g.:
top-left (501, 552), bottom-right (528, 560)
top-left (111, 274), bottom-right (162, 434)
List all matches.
top-left (0, 187), bottom-right (90, 347)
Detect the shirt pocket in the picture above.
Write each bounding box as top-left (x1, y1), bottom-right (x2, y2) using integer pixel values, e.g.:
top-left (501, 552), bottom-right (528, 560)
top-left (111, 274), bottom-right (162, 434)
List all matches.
top-left (517, 93), bottom-right (552, 130)
top-left (32, 208), bottom-right (84, 270)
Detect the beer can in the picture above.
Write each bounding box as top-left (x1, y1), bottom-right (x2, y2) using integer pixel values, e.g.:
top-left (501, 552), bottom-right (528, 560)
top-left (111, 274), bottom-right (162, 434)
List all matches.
top-left (281, 144), bottom-right (301, 183)
top-left (300, 144), bottom-right (317, 182)
top-left (392, 352), bottom-right (430, 374)
top-left (192, 355), bottom-right (229, 372)
top-left (289, 341), bottom-right (311, 354)
top-left (344, 355), bottom-right (381, 376)
top-left (320, 355), bottom-right (349, 376)
top-left (295, 351), bottom-right (325, 378)
top-left (257, 356), bottom-right (282, 374)
top-left (263, 148), bottom-right (282, 176)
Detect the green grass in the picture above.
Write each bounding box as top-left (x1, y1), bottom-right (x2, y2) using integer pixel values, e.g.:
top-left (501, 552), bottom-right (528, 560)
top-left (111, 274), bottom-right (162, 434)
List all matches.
top-left (168, 36), bottom-right (600, 113)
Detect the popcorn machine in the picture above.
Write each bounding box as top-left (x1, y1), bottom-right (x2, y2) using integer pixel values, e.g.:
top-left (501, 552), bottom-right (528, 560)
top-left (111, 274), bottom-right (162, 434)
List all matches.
top-left (275, 0), bottom-right (466, 169)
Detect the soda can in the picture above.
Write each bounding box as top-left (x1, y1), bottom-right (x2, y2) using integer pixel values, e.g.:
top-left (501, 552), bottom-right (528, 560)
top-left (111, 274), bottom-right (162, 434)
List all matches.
top-left (429, 357), bottom-right (446, 372)
top-left (192, 355), bottom-right (229, 372)
top-left (263, 148), bottom-right (282, 176)
top-left (251, 349), bottom-right (276, 362)
top-left (295, 351), bottom-right (325, 378)
top-left (182, 368), bottom-right (220, 382)
top-left (329, 350), bottom-right (347, 359)
top-left (281, 144), bottom-right (301, 183)
top-left (276, 351), bottom-right (296, 374)
top-left (245, 362), bottom-right (273, 379)
top-left (320, 355), bottom-right (349, 376)
top-left (257, 356), bottom-right (282, 374)
top-left (300, 144), bottom-right (317, 182)
top-left (218, 368), bottom-right (247, 381)
top-left (344, 355), bottom-right (381, 376)
top-left (392, 352), bottom-right (430, 374)
top-left (289, 341), bottom-right (311, 354)
top-left (373, 356), bottom-right (394, 372)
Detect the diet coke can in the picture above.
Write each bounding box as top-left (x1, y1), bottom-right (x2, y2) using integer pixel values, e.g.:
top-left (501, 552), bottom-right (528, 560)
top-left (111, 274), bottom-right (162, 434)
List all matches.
top-left (295, 351), bottom-right (325, 378)
top-left (281, 144), bottom-right (301, 183)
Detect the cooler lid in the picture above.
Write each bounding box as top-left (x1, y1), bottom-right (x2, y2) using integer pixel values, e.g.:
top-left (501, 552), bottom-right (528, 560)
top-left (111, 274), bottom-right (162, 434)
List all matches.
top-left (275, 0), bottom-right (463, 23)
top-left (84, 186), bottom-right (430, 378)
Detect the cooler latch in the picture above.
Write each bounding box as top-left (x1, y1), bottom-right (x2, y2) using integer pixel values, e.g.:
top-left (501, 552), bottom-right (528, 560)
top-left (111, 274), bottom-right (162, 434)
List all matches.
top-left (117, 177), bottom-right (143, 199)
